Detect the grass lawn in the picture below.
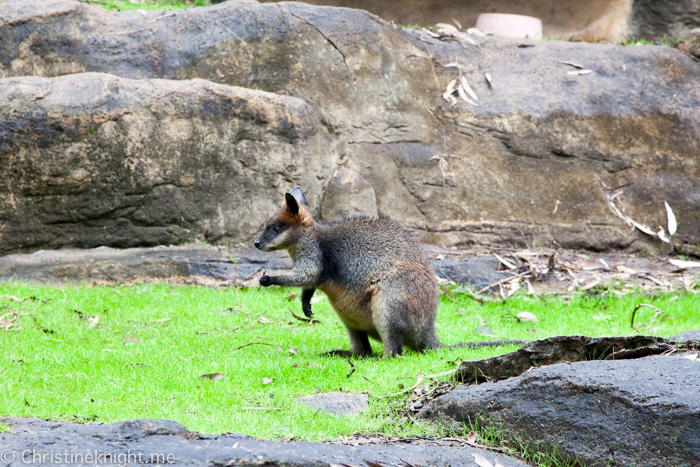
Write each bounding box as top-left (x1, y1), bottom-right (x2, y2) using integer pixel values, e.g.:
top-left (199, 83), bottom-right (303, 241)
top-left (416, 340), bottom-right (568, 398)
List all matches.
top-left (1, 281), bottom-right (698, 442)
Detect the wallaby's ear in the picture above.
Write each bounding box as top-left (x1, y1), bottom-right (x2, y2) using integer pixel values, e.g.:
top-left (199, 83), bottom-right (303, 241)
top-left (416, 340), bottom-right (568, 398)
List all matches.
top-left (289, 187), bottom-right (307, 206)
top-left (285, 192), bottom-right (300, 215)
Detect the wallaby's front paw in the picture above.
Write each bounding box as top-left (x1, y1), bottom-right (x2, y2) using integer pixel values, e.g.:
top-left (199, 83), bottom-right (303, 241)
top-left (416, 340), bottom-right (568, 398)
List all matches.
top-left (259, 274), bottom-right (273, 287)
top-left (302, 302), bottom-right (313, 318)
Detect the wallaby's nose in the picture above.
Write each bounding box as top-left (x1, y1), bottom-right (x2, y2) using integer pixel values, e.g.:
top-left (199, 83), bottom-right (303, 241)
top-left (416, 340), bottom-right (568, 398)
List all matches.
top-left (254, 239), bottom-right (261, 250)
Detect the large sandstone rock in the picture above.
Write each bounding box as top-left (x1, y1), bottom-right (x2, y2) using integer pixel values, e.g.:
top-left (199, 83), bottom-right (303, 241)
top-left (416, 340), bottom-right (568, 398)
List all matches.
top-left (0, 0), bottom-right (699, 254)
top-left (0, 72), bottom-right (333, 253)
top-left (419, 355), bottom-right (700, 467)
top-left (261, 0), bottom-right (700, 44)
top-left (631, 0), bottom-right (700, 41)
top-left (320, 167), bottom-right (378, 220)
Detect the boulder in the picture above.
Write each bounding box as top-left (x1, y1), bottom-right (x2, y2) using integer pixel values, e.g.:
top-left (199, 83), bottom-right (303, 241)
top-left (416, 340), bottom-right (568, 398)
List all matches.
top-left (419, 355), bottom-right (700, 467)
top-left (0, 72), bottom-right (333, 253)
top-left (0, 0), bottom-right (699, 254)
top-left (0, 417), bottom-right (530, 467)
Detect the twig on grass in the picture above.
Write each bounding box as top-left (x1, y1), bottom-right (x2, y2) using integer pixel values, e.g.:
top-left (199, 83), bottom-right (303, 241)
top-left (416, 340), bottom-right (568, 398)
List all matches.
top-left (232, 342), bottom-right (275, 352)
top-left (378, 375), bottom-right (424, 399)
top-left (346, 359), bottom-right (356, 378)
top-left (476, 271), bottom-right (530, 294)
top-left (289, 309), bottom-right (322, 324)
top-left (630, 303), bottom-right (667, 331)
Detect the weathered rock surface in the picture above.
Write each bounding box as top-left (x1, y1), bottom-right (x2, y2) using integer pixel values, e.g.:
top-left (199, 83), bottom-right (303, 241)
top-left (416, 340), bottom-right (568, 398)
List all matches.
top-left (678, 28), bottom-right (700, 59)
top-left (0, 417), bottom-right (529, 467)
top-left (671, 329), bottom-right (700, 343)
top-left (419, 355), bottom-right (700, 467)
top-left (262, 0), bottom-right (700, 44)
top-left (0, 72), bottom-right (332, 253)
top-left (320, 167), bottom-right (378, 221)
top-left (454, 334), bottom-right (696, 383)
top-left (297, 392), bottom-right (368, 416)
top-left (0, 0), bottom-right (699, 255)
top-left (631, 0), bottom-right (700, 41)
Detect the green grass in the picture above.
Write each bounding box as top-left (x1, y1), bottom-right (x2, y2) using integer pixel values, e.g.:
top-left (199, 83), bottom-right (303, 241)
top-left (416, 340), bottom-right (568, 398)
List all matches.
top-left (0, 421), bottom-right (11, 433)
top-left (78, 0), bottom-right (214, 11)
top-left (0, 282), bottom-right (698, 443)
top-left (622, 36), bottom-right (680, 47)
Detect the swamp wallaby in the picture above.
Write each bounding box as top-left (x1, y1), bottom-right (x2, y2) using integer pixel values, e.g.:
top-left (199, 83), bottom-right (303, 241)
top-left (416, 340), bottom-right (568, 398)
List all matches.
top-left (254, 187), bottom-right (523, 358)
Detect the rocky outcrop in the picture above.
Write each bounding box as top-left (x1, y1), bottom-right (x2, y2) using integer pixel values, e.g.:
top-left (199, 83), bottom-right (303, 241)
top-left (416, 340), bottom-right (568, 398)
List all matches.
top-left (419, 355), bottom-right (700, 467)
top-left (678, 28), bottom-right (700, 59)
top-left (261, 0), bottom-right (700, 44)
top-left (0, 72), bottom-right (333, 253)
top-left (0, 417), bottom-right (529, 467)
top-left (0, 0), bottom-right (699, 254)
top-left (631, 0), bottom-right (700, 41)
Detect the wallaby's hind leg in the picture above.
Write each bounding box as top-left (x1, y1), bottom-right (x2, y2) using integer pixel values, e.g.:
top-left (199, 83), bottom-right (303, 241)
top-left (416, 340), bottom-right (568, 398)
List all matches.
top-left (372, 268), bottom-right (439, 357)
top-left (347, 327), bottom-right (372, 356)
top-left (372, 293), bottom-right (407, 358)
top-left (323, 327), bottom-right (372, 357)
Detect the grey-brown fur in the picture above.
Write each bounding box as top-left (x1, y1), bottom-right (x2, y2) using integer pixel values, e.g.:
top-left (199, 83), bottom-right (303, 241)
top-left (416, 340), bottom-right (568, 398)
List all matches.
top-left (255, 188), bottom-right (522, 357)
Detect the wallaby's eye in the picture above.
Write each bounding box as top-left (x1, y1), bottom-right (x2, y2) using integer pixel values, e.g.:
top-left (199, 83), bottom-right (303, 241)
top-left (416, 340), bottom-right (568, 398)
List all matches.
top-left (272, 225), bottom-right (281, 233)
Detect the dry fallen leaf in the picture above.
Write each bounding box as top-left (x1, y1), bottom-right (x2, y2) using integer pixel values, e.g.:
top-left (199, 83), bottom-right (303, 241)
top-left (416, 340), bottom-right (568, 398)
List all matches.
top-left (657, 227), bottom-right (671, 244)
top-left (122, 336), bottom-right (139, 345)
top-left (567, 69), bottom-right (593, 75)
top-left (262, 377), bottom-right (274, 385)
top-left (472, 453), bottom-right (495, 467)
top-left (288, 347), bottom-right (299, 356)
top-left (467, 27), bottom-right (486, 38)
top-left (200, 373), bottom-right (226, 381)
top-left (458, 73), bottom-right (478, 101)
top-left (669, 259), bottom-right (700, 269)
top-left (516, 312), bottom-right (538, 324)
top-left (0, 312), bottom-right (20, 331)
top-left (442, 78), bottom-right (458, 105)
top-left (457, 83), bottom-right (478, 106)
top-left (494, 253), bottom-right (516, 270)
top-left (665, 201), bottom-right (677, 236)
top-left (558, 60), bottom-right (583, 69)
top-left (87, 314), bottom-right (99, 328)
top-left (484, 73), bottom-right (493, 89)
top-left (467, 432), bottom-right (478, 443)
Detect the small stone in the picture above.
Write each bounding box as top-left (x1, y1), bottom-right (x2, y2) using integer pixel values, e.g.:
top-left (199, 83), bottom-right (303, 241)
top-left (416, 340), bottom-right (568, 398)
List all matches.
top-left (474, 326), bottom-right (495, 336)
top-left (297, 392), bottom-right (368, 416)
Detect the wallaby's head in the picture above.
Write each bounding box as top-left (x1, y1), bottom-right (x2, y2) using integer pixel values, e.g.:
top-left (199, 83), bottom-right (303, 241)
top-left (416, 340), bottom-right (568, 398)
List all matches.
top-left (254, 187), bottom-right (313, 252)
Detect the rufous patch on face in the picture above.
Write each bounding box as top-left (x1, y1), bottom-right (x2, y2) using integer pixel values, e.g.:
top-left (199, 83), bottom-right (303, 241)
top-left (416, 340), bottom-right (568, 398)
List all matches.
top-left (273, 204), bottom-right (312, 226)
